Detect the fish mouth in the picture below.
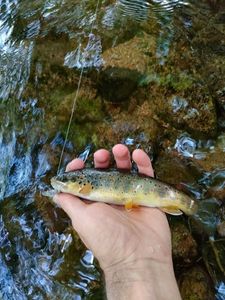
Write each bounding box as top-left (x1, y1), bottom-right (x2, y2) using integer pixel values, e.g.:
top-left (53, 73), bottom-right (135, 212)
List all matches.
top-left (51, 177), bottom-right (68, 193)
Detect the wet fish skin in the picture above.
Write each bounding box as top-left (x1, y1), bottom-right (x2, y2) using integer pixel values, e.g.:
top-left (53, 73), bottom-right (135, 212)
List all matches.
top-left (51, 168), bottom-right (198, 216)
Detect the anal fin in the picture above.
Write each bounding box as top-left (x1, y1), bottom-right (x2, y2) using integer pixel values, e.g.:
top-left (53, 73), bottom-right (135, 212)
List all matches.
top-left (161, 207), bottom-right (183, 216)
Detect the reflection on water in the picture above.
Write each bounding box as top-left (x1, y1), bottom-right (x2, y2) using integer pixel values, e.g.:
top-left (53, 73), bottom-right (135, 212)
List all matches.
top-left (117, 0), bottom-right (188, 21)
top-left (0, 0), bottom-right (225, 299)
top-left (118, 0), bottom-right (151, 21)
top-left (0, 0), bottom-right (33, 101)
top-left (64, 33), bottom-right (103, 69)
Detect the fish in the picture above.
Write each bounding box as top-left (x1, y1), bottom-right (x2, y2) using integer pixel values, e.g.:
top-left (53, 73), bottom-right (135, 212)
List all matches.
top-left (51, 168), bottom-right (198, 216)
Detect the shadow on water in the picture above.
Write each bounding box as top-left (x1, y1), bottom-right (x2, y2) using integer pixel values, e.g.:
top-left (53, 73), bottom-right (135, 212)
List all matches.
top-left (0, 0), bottom-right (225, 299)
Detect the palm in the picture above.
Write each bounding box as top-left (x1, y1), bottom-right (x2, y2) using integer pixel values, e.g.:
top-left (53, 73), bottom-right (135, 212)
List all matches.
top-left (78, 202), bottom-right (171, 270)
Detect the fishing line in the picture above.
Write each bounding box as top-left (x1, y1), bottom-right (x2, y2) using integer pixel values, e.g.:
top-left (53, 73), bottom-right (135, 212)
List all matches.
top-left (57, 0), bottom-right (101, 175)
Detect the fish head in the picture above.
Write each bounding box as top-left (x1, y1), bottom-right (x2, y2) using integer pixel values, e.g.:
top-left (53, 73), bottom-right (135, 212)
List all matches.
top-left (51, 171), bottom-right (83, 195)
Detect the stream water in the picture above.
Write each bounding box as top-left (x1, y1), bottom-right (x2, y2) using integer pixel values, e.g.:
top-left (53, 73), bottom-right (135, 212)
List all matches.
top-left (0, 0), bottom-right (225, 299)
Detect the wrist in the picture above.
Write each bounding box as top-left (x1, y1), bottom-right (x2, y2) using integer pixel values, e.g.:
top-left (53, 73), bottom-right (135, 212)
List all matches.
top-left (104, 259), bottom-right (181, 300)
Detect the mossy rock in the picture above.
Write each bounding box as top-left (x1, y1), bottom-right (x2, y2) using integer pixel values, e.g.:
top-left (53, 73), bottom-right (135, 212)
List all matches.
top-left (179, 266), bottom-right (214, 300)
top-left (97, 67), bottom-right (141, 102)
top-left (95, 99), bottom-right (161, 150)
top-left (97, 33), bottom-right (156, 102)
top-left (154, 153), bottom-right (202, 186)
top-left (153, 88), bottom-right (217, 138)
top-left (171, 221), bottom-right (198, 264)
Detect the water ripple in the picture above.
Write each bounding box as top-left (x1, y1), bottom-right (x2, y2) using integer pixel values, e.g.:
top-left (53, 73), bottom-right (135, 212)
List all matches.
top-left (0, 130), bottom-right (17, 200)
top-left (117, 0), bottom-right (188, 21)
top-left (64, 33), bottom-right (103, 69)
top-left (0, 42), bottom-right (33, 100)
top-left (118, 0), bottom-right (151, 21)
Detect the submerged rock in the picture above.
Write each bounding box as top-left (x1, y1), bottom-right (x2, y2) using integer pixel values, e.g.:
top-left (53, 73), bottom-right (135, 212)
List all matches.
top-left (171, 221), bottom-right (198, 264)
top-left (190, 134), bottom-right (225, 173)
top-left (178, 266), bottom-right (214, 300)
top-left (190, 198), bottom-right (221, 238)
top-left (153, 89), bottom-right (217, 138)
top-left (203, 239), bottom-right (225, 288)
top-left (154, 153), bottom-right (201, 186)
top-left (217, 207), bottom-right (225, 237)
top-left (98, 34), bottom-right (156, 102)
top-left (97, 67), bottom-right (141, 102)
top-left (217, 89), bottom-right (225, 111)
top-left (217, 222), bottom-right (225, 237)
top-left (95, 99), bottom-right (161, 150)
top-left (206, 169), bottom-right (225, 201)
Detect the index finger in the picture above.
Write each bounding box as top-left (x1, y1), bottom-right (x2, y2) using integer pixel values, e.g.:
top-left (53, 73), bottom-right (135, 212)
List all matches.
top-left (66, 158), bottom-right (85, 172)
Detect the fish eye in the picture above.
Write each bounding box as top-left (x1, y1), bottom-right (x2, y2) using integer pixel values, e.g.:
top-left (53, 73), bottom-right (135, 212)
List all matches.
top-left (62, 175), bottom-right (67, 182)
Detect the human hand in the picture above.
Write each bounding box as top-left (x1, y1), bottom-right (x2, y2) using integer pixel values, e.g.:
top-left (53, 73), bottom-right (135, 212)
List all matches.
top-left (54, 144), bottom-right (181, 300)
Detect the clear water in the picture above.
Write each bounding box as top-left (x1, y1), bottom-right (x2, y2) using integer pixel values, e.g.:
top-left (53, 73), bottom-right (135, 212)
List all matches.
top-left (0, 0), bottom-right (225, 299)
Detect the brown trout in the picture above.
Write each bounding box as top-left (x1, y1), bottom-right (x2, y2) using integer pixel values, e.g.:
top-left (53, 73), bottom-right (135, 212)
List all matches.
top-left (51, 168), bottom-right (198, 215)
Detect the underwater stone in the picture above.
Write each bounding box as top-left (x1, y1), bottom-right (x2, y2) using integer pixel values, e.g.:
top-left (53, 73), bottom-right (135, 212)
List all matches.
top-left (97, 67), bottom-right (141, 102)
top-left (154, 153), bottom-right (202, 186)
top-left (154, 87), bottom-right (217, 138)
top-left (178, 266), bottom-right (214, 300)
top-left (217, 222), bottom-right (225, 237)
top-left (97, 34), bottom-right (156, 102)
top-left (171, 222), bottom-right (198, 264)
top-left (217, 91), bottom-right (225, 111)
top-left (203, 239), bottom-right (225, 293)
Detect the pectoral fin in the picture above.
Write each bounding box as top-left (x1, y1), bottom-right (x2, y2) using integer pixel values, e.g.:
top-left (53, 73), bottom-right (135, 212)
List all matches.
top-left (79, 183), bottom-right (92, 195)
top-left (161, 207), bottom-right (183, 216)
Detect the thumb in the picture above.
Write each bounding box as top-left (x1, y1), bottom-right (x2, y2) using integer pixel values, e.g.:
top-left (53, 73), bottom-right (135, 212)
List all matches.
top-left (53, 193), bottom-right (87, 235)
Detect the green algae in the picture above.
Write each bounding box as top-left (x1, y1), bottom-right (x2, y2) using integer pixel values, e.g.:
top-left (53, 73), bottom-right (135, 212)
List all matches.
top-left (139, 72), bottom-right (194, 92)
